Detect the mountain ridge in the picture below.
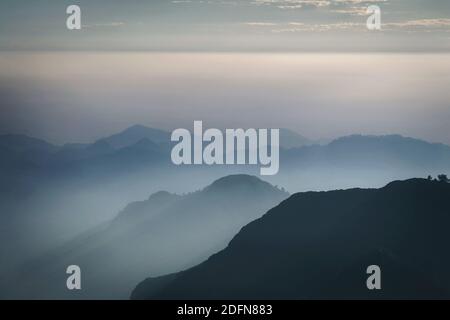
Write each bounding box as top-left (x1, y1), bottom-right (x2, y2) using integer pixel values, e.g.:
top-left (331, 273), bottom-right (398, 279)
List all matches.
top-left (132, 178), bottom-right (450, 300)
top-left (10, 174), bottom-right (288, 299)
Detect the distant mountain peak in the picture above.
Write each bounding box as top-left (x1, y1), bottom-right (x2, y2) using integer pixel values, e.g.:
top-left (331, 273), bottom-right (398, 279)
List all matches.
top-left (120, 124), bottom-right (165, 136)
top-left (279, 128), bottom-right (313, 149)
top-left (0, 133), bottom-right (54, 147)
top-left (0, 133), bottom-right (57, 153)
top-left (95, 125), bottom-right (170, 149)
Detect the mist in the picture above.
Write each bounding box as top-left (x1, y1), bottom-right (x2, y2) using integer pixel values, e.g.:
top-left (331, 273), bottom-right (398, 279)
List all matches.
top-left (1, 53), bottom-right (450, 145)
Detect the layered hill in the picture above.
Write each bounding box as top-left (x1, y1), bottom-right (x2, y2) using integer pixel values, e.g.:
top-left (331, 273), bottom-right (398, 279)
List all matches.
top-left (132, 178), bottom-right (450, 300)
top-left (8, 175), bottom-right (288, 299)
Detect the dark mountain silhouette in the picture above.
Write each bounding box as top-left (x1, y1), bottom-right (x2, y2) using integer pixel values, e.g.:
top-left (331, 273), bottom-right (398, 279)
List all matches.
top-left (2, 126), bottom-right (450, 299)
top-left (9, 175), bottom-right (288, 299)
top-left (132, 178), bottom-right (450, 300)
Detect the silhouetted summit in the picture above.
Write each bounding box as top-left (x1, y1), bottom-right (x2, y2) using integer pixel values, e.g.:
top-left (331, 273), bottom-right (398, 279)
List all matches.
top-left (204, 174), bottom-right (285, 195)
top-left (132, 178), bottom-right (450, 300)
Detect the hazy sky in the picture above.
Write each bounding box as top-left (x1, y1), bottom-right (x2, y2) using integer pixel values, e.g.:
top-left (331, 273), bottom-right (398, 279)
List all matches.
top-left (1, 52), bottom-right (449, 145)
top-left (0, 1), bottom-right (449, 145)
top-left (0, 0), bottom-right (449, 51)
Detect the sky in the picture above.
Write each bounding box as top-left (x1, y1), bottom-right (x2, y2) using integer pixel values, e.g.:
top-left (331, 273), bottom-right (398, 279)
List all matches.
top-left (1, 52), bottom-right (449, 145)
top-left (0, 0), bottom-right (449, 52)
top-left (0, 1), bottom-right (449, 145)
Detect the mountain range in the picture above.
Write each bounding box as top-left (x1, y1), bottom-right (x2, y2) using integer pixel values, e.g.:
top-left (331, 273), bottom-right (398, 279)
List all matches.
top-left (2, 125), bottom-right (450, 195)
top-left (132, 178), bottom-right (450, 300)
top-left (2, 124), bottom-right (450, 299)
